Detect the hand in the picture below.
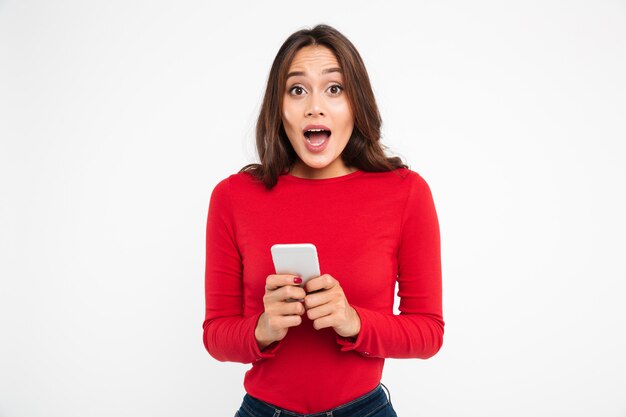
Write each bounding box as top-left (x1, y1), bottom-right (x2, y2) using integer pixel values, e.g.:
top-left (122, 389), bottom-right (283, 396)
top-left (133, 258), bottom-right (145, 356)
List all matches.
top-left (255, 274), bottom-right (306, 350)
top-left (304, 274), bottom-right (361, 338)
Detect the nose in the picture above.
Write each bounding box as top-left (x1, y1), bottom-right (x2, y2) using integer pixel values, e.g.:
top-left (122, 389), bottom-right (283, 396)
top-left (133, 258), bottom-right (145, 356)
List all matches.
top-left (305, 93), bottom-right (325, 117)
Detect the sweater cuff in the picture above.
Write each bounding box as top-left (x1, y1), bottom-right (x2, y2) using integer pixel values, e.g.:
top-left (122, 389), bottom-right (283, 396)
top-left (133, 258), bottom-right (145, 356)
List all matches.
top-left (335, 305), bottom-right (373, 357)
top-left (250, 312), bottom-right (282, 361)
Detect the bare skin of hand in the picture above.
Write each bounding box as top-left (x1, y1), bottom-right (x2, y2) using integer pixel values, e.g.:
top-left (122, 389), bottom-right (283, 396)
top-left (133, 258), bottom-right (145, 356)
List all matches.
top-left (255, 274), bottom-right (306, 350)
top-left (304, 274), bottom-right (361, 338)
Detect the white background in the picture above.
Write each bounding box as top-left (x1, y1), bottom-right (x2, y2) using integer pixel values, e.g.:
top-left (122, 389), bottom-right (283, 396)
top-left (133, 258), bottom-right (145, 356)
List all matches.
top-left (1, 1), bottom-right (625, 416)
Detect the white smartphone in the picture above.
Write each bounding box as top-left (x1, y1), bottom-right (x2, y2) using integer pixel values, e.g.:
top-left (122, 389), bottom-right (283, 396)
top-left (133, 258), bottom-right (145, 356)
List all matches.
top-left (270, 243), bottom-right (321, 287)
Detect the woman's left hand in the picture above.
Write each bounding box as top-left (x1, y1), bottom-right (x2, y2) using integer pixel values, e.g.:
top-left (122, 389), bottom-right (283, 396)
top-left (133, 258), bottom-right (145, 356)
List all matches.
top-left (304, 274), bottom-right (361, 338)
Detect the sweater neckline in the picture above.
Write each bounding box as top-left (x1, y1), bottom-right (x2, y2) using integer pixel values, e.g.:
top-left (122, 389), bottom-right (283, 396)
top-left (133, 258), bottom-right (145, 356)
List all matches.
top-left (281, 169), bottom-right (365, 184)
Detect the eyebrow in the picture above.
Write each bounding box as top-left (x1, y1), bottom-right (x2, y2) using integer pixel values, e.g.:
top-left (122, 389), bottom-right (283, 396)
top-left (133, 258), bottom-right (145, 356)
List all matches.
top-left (286, 67), bottom-right (343, 80)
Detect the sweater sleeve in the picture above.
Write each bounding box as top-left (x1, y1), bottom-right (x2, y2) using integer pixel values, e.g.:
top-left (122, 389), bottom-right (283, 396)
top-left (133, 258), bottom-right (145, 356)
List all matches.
top-left (337, 173), bottom-right (444, 359)
top-left (202, 178), bottom-right (279, 363)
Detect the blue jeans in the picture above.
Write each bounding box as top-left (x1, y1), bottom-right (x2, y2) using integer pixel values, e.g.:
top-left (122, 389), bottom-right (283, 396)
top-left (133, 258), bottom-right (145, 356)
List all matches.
top-left (235, 384), bottom-right (398, 417)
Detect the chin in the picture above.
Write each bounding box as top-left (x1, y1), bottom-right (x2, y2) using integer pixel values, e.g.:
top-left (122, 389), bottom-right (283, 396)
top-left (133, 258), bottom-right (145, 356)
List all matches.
top-left (301, 158), bottom-right (333, 170)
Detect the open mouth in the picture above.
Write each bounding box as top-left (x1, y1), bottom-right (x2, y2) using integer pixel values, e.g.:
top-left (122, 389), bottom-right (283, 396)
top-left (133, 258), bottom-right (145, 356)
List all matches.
top-left (304, 128), bottom-right (331, 146)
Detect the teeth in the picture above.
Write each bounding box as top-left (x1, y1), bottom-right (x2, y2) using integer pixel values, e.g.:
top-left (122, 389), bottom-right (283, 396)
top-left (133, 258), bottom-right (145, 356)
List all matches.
top-left (304, 128), bottom-right (329, 146)
top-left (306, 138), bottom-right (325, 146)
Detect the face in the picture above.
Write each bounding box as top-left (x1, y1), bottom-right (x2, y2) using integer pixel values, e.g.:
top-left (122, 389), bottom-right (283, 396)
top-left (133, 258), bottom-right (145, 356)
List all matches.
top-left (281, 45), bottom-right (355, 179)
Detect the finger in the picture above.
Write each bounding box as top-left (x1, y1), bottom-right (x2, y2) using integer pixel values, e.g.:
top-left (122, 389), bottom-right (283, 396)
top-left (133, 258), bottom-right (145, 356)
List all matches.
top-left (265, 274), bottom-right (303, 291)
top-left (311, 315), bottom-right (335, 331)
top-left (306, 302), bottom-right (334, 321)
top-left (272, 315), bottom-right (303, 329)
top-left (304, 274), bottom-right (336, 293)
top-left (273, 299), bottom-right (306, 316)
top-left (303, 289), bottom-right (332, 309)
top-left (266, 285), bottom-right (307, 303)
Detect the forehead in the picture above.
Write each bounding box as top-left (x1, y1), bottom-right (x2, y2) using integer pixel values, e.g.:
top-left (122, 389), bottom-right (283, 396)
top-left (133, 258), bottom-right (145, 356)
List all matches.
top-left (288, 45), bottom-right (340, 72)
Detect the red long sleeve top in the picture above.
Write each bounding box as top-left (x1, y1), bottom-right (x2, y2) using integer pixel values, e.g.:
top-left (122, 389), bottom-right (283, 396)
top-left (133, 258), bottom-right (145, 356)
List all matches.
top-left (203, 168), bottom-right (443, 413)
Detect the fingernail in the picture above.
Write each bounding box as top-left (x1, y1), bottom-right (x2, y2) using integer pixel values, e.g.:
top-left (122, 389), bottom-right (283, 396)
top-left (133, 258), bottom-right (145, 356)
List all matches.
top-left (293, 277), bottom-right (302, 284)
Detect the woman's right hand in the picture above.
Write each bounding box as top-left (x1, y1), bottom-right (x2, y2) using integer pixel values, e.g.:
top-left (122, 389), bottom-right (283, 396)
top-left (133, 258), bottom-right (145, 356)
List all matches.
top-left (255, 274), bottom-right (306, 350)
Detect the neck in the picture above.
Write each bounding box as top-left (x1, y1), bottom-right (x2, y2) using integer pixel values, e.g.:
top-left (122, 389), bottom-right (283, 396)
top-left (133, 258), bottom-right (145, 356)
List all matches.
top-left (289, 161), bottom-right (357, 179)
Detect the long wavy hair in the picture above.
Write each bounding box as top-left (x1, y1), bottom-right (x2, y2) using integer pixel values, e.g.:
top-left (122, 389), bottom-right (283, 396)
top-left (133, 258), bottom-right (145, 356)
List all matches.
top-left (240, 24), bottom-right (406, 189)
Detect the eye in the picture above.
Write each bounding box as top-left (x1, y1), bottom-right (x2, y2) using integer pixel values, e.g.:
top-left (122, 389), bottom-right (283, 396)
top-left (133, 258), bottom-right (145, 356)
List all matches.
top-left (288, 86), bottom-right (306, 96)
top-left (328, 84), bottom-right (344, 95)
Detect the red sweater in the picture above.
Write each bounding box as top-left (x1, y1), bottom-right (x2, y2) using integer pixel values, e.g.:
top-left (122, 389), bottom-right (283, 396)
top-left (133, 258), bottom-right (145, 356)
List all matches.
top-left (203, 168), bottom-right (443, 413)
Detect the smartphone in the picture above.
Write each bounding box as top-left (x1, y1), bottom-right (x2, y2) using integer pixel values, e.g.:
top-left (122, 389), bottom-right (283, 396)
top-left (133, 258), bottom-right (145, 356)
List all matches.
top-left (270, 243), bottom-right (320, 287)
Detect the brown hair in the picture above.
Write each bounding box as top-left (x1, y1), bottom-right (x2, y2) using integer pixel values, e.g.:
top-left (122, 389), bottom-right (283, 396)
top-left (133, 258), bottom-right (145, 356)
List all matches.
top-left (240, 24), bottom-right (407, 188)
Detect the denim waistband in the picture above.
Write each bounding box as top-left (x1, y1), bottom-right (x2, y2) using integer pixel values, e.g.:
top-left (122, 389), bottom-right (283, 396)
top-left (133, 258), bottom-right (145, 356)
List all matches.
top-left (240, 384), bottom-right (390, 417)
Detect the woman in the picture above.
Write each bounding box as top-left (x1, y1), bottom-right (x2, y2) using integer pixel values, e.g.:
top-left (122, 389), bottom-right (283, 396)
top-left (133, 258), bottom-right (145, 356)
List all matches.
top-left (203, 24), bottom-right (444, 416)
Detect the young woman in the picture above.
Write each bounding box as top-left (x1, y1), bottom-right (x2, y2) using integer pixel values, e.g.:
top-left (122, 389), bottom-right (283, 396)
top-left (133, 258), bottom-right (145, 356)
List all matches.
top-left (203, 24), bottom-right (444, 417)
